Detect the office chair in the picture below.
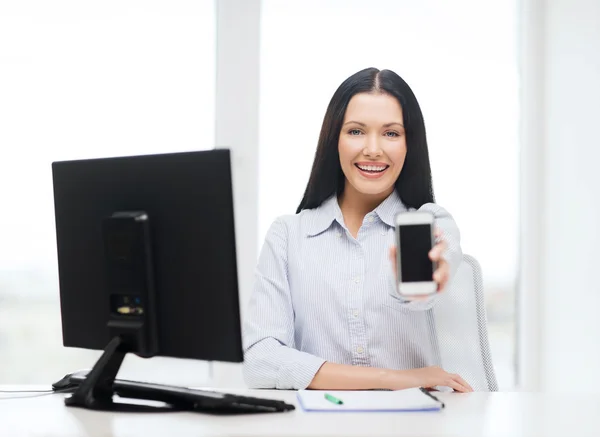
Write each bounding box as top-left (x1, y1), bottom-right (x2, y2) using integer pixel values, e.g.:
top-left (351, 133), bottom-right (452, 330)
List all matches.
top-left (432, 254), bottom-right (499, 391)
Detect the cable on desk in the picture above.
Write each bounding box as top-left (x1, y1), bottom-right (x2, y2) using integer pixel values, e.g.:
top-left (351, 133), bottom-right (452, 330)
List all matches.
top-left (0, 389), bottom-right (54, 393)
top-left (0, 388), bottom-right (73, 400)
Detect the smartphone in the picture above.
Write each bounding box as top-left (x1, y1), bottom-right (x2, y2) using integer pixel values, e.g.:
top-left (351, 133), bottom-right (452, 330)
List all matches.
top-left (394, 211), bottom-right (437, 296)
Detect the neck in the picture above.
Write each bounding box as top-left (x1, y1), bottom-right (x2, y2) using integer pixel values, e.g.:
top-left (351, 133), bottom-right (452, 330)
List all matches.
top-left (338, 184), bottom-right (392, 219)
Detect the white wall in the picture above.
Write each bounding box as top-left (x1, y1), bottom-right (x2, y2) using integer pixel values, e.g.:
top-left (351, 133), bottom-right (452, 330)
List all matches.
top-left (542, 0), bottom-right (600, 391)
top-left (212, 0), bottom-right (261, 387)
top-left (520, 0), bottom-right (600, 392)
top-left (0, 0), bottom-right (215, 293)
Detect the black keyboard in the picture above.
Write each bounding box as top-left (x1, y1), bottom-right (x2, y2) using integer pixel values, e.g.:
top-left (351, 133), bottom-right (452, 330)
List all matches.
top-left (67, 374), bottom-right (295, 414)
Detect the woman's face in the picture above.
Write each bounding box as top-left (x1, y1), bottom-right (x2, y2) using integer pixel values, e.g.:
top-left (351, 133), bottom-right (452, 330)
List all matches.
top-left (338, 92), bottom-right (407, 199)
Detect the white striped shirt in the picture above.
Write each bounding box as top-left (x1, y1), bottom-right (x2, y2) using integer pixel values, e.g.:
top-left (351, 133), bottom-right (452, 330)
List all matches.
top-left (242, 190), bottom-right (463, 389)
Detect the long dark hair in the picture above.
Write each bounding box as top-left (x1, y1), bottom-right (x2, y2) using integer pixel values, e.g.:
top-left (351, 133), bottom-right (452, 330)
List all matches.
top-left (296, 67), bottom-right (434, 213)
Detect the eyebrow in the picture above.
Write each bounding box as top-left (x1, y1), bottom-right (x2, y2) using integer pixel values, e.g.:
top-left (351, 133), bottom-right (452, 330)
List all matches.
top-left (343, 121), bottom-right (404, 128)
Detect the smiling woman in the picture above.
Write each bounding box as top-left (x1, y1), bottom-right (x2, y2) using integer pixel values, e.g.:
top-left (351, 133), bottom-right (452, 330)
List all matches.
top-left (243, 67), bottom-right (471, 392)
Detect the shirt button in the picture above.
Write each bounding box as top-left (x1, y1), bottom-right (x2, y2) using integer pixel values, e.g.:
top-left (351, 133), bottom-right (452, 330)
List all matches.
top-left (353, 277), bottom-right (360, 284)
top-left (336, 232), bottom-right (342, 238)
top-left (368, 216), bottom-right (374, 223)
top-left (352, 310), bottom-right (359, 317)
top-left (356, 346), bottom-right (364, 354)
top-left (380, 230), bottom-right (387, 236)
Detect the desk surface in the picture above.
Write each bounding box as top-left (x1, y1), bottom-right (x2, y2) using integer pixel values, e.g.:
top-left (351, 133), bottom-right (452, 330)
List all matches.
top-left (1, 386), bottom-right (599, 437)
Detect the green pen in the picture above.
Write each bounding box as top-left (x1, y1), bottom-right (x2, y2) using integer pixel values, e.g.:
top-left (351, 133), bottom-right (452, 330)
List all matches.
top-left (324, 393), bottom-right (344, 405)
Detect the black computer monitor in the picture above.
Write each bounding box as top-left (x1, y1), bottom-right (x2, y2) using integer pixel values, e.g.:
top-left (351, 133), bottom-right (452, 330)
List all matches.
top-left (51, 149), bottom-right (248, 412)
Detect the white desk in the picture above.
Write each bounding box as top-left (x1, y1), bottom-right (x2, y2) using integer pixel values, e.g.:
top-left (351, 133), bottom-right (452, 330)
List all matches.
top-left (1, 386), bottom-right (599, 437)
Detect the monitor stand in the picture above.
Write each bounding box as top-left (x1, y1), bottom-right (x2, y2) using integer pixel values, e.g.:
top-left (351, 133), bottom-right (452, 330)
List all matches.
top-left (64, 336), bottom-right (183, 412)
top-left (63, 336), bottom-right (296, 414)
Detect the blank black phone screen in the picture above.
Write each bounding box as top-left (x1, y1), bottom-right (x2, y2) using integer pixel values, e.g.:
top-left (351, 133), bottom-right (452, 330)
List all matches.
top-left (398, 224), bottom-right (434, 282)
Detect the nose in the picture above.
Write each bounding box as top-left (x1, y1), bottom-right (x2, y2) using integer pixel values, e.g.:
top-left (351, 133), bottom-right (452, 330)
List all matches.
top-left (363, 135), bottom-right (382, 157)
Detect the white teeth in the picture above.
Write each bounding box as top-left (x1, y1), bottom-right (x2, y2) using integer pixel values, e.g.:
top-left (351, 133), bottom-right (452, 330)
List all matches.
top-left (357, 164), bottom-right (387, 172)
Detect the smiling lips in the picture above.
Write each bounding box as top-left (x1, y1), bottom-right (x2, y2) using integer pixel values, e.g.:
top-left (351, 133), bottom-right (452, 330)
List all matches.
top-left (354, 162), bottom-right (390, 179)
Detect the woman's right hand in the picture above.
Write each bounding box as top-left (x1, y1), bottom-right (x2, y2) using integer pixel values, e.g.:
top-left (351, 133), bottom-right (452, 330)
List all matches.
top-left (400, 366), bottom-right (473, 392)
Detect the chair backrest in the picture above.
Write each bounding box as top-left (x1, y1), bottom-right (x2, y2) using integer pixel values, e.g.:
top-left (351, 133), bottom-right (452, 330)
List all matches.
top-left (432, 254), bottom-right (498, 391)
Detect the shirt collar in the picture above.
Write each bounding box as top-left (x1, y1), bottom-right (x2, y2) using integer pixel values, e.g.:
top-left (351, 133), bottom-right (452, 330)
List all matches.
top-left (304, 190), bottom-right (407, 237)
top-left (373, 189), bottom-right (407, 227)
top-left (305, 195), bottom-right (343, 237)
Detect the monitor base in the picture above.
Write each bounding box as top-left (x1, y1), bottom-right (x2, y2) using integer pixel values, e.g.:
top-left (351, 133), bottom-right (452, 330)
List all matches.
top-left (64, 336), bottom-right (182, 412)
top-left (63, 336), bottom-right (296, 414)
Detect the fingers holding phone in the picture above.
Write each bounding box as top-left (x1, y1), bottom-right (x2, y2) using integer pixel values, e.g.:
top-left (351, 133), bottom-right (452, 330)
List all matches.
top-left (429, 229), bottom-right (450, 292)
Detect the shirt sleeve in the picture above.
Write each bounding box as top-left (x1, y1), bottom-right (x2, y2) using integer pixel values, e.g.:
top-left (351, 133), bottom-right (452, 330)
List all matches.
top-left (242, 217), bottom-right (326, 389)
top-left (388, 203), bottom-right (463, 311)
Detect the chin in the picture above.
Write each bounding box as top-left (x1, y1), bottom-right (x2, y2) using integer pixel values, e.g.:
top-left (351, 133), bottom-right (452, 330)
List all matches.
top-left (351, 179), bottom-right (395, 197)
